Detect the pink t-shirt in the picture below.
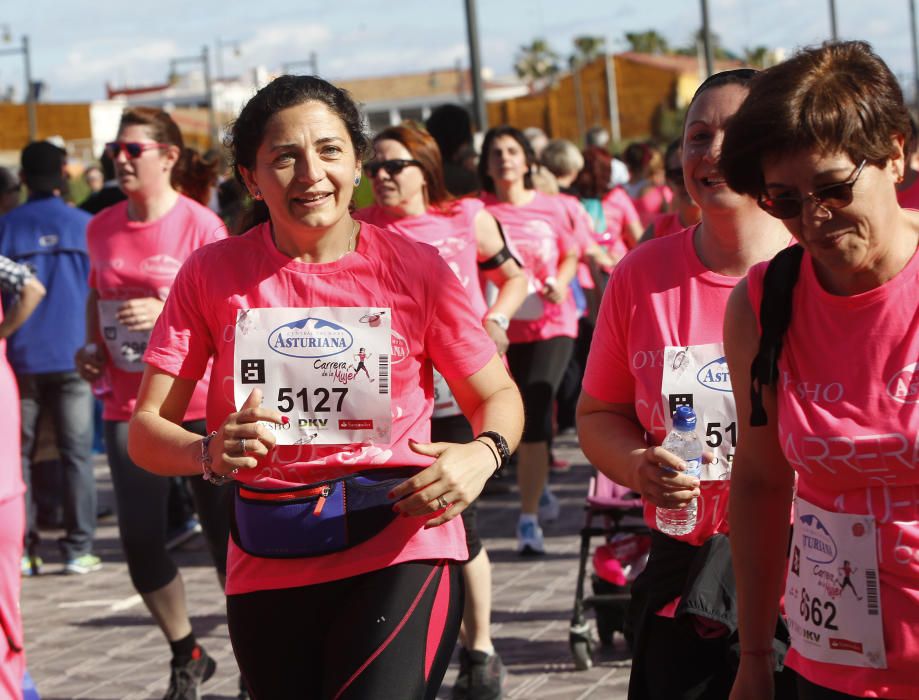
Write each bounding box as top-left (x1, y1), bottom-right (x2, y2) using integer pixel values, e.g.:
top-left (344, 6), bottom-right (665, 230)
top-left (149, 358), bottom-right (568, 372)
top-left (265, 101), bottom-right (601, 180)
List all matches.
top-left (0, 336), bottom-right (22, 502)
top-left (481, 191), bottom-right (579, 343)
top-left (747, 248), bottom-right (919, 698)
top-left (87, 195), bottom-right (226, 421)
top-left (601, 187), bottom-right (641, 253)
top-left (557, 193), bottom-right (598, 290)
top-left (354, 199), bottom-right (488, 319)
top-left (632, 183), bottom-right (674, 228)
top-left (652, 212), bottom-right (686, 239)
top-left (145, 222), bottom-right (496, 594)
top-left (582, 227), bottom-right (735, 545)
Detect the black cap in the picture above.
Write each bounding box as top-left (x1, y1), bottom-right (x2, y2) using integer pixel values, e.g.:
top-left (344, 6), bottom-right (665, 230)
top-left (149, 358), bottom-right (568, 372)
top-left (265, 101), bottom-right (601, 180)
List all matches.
top-left (21, 141), bottom-right (66, 193)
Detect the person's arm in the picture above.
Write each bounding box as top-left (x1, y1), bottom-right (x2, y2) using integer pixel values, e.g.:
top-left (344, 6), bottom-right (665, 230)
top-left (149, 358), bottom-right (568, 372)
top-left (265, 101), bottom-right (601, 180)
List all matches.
top-left (0, 274), bottom-right (45, 339)
top-left (543, 248), bottom-right (578, 304)
top-left (128, 369), bottom-right (282, 479)
top-left (624, 219), bottom-right (644, 248)
top-left (638, 221), bottom-right (656, 245)
top-left (75, 288), bottom-right (105, 382)
top-left (724, 280), bottom-right (796, 700)
top-left (473, 209), bottom-right (527, 354)
top-left (390, 354), bottom-right (524, 526)
top-left (576, 392), bottom-right (700, 506)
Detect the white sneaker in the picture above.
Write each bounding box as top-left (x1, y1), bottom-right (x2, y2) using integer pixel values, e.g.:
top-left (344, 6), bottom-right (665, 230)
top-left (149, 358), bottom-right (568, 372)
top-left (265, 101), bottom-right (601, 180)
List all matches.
top-left (538, 487), bottom-right (561, 523)
top-left (516, 519), bottom-right (546, 555)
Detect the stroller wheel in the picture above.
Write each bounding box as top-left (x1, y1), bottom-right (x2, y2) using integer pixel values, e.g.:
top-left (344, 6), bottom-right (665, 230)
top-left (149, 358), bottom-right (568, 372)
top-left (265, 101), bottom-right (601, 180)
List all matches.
top-left (569, 625), bottom-right (594, 670)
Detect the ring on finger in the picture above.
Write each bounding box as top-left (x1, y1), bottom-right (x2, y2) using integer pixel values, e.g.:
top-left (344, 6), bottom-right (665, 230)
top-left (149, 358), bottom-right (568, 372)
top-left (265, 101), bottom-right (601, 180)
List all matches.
top-left (436, 495), bottom-right (449, 510)
top-left (239, 438), bottom-right (248, 455)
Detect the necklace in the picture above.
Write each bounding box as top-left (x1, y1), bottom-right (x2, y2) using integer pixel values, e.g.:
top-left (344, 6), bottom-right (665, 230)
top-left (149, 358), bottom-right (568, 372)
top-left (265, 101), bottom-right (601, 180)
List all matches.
top-left (343, 219), bottom-right (358, 258)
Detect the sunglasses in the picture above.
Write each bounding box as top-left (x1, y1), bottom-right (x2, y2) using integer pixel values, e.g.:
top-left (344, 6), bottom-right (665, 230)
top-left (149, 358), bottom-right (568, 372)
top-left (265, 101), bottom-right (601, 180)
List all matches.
top-left (758, 160), bottom-right (867, 220)
top-left (364, 159), bottom-right (422, 178)
top-left (105, 141), bottom-right (172, 159)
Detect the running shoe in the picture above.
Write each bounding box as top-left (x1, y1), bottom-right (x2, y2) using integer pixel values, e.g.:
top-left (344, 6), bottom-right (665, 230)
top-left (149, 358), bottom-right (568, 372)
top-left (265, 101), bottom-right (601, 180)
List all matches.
top-left (21, 555), bottom-right (43, 577)
top-left (452, 648), bottom-right (506, 700)
top-left (166, 517), bottom-right (203, 551)
top-left (164, 646), bottom-right (216, 700)
top-left (63, 553), bottom-right (102, 575)
top-left (549, 455), bottom-right (572, 473)
top-left (538, 487), bottom-right (561, 523)
top-left (516, 519), bottom-right (546, 555)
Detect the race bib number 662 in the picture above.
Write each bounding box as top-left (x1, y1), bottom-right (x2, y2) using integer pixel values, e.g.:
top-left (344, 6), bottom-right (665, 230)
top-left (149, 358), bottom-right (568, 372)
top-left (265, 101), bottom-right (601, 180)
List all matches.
top-left (233, 307), bottom-right (392, 445)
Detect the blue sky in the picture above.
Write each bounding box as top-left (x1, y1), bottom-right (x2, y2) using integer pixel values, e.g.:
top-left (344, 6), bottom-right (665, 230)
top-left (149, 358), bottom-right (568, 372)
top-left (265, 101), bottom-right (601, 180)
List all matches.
top-left (1, 0), bottom-right (914, 102)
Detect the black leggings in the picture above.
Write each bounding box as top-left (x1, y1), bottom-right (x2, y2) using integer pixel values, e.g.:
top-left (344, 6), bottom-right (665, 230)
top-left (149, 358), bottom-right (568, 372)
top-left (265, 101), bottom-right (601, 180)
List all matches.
top-left (506, 336), bottom-right (574, 443)
top-left (227, 559), bottom-right (464, 700)
top-left (104, 419), bottom-right (232, 593)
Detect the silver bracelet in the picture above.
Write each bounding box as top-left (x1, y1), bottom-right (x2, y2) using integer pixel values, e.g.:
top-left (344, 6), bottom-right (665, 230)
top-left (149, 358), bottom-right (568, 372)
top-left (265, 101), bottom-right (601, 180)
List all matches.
top-left (199, 431), bottom-right (236, 485)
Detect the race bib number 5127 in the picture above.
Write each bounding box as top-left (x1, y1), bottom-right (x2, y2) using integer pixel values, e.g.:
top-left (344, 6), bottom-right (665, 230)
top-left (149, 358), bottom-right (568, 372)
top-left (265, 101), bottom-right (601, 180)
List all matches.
top-left (233, 307), bottom-right (392, 445)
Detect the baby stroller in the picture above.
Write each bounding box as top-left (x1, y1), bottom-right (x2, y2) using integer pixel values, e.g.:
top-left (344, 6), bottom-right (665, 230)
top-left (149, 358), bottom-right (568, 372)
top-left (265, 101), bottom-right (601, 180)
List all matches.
top-left (569, 472), bottom-right (650, 670)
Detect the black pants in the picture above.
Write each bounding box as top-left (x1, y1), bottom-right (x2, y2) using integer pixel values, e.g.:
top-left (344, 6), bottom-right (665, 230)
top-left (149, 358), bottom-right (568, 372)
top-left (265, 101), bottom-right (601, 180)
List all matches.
top-left (506, 336), bottom-right (574, 443)
top-left (104, 419), bottom-right (232, 592)
top-left (227, 559), bottom-right (464, 699)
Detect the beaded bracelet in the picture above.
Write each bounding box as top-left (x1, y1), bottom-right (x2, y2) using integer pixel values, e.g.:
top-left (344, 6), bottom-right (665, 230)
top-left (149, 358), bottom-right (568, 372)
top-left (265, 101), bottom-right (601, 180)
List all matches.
top-left (199, 431), bottom-right (237, 486)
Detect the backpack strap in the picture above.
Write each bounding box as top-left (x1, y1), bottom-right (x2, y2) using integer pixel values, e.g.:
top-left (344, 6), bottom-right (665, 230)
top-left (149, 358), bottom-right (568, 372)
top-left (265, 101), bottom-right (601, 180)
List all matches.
top-left (749, 245), bottom-right (804, 427)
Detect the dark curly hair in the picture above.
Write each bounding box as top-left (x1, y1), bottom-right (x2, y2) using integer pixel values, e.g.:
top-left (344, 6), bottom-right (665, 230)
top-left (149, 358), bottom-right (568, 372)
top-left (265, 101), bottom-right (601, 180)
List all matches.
top-left (227, 75), bottom-right (371, 230)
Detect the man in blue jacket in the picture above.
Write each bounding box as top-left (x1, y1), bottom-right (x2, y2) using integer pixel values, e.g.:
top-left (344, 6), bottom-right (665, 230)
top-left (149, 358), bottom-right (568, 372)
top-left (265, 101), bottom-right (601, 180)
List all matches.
top-left (0, 142), bottom-right (99, 576)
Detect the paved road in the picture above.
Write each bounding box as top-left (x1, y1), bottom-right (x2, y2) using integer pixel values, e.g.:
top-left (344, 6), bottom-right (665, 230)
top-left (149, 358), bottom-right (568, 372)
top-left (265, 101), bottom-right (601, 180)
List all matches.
top-left (21, 434), bottom-right (632, 699)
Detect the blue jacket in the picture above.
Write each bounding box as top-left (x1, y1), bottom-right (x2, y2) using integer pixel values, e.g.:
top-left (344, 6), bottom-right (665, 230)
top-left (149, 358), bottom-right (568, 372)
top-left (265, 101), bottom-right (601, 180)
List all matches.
top-left (0, 194), bottom-right (91, 374)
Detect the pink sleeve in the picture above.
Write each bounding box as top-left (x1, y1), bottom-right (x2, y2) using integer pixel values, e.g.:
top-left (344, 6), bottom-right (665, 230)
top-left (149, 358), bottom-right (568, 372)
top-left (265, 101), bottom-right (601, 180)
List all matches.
top-left (423, 250), bottom-right (495, 381)
top-left (618, 190), bottom-right (641, 226)
top-left (144, 251), bottom-right (215, 381)
top-left (582, 266), bottom-right (635, 403)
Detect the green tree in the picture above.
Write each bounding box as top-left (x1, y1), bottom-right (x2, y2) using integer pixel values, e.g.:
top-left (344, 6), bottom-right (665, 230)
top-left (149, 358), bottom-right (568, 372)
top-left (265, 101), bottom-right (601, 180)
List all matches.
top-left (675, 30), bottom-right (738, 60)
top-left (743, 45), bottom-right (774, 68)
top-left (514, 38), bottom-right (561, 84)
top-left (572, 35), bottom-right (606, 65)
top-left (624, 30), bottom-right (669, 54)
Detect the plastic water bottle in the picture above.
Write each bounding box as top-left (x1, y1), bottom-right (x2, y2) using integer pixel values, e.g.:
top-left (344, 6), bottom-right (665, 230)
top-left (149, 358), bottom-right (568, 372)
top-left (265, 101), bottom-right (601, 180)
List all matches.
top-left (656, 405), bottom-right (703, 536)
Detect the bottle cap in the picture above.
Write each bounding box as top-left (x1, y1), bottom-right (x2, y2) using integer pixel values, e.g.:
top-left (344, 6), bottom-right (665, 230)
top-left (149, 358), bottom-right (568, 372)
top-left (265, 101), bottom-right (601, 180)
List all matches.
top-left (672, 405), bottom-right (697, 430)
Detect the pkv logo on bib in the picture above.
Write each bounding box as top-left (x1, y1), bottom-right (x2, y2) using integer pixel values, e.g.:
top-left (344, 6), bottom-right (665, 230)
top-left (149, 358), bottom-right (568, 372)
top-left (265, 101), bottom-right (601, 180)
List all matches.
top-left (696, 356), bottom-right (731, 392)
top-left (268, 317), bottom-right (353, 359)
top-left (887, 362), bottom-right (919, 403)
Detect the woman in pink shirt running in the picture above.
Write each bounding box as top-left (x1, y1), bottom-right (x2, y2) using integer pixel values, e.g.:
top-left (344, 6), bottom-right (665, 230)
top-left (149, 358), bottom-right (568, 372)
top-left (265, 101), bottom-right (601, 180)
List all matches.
top-left (478, 126), bottom-right (580, 555)
top-left (127, 75), bottom-right (524, 700)
top-left (722, 41), bottom-right (919, 700)
top-left (356, 121), bottom-right (526, 699)
top-left (577, 69), bottom-right (797, 698)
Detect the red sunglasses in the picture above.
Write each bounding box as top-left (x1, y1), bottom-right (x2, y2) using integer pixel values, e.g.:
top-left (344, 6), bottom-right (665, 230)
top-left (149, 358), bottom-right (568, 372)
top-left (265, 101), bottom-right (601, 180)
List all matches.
top-left (105, 141), bottom-right (172, 159)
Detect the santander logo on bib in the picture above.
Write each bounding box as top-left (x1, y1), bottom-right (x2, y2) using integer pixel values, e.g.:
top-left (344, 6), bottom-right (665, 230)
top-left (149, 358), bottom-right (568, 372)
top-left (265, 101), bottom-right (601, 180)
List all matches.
top-left (268, 317), bottom-right (353, 359)
top-left (140, 254), bottom-right (182, 278)
top-left (887, 362), bottom-right (919, 403)
top-left (696, 356), bottom-right (732, 392)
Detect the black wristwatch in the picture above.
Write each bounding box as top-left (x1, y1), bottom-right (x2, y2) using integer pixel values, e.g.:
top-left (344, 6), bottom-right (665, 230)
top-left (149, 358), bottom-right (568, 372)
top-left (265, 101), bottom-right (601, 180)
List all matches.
top-left (476, 431), bottom-right (511, 475)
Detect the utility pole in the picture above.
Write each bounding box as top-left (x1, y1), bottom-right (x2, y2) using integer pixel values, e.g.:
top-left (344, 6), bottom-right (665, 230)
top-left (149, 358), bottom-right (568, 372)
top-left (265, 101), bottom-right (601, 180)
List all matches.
top-left (463, 0), bottom-right (488, 131)
top-left (829, 0), bottom-right (839, 40)
top-left (700, 0), bottom-right (715, 78)
top-left (911, 0), bottom-right (919, 108)
top-left (169, 47), bottom-right (218, 147)
top-left (605, 48), bottom-right (621, 144)
top-left (282, 52), bottom-right (319, 75)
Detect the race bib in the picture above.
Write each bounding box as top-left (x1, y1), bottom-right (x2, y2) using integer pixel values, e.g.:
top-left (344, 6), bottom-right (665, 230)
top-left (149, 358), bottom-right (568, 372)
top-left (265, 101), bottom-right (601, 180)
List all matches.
top-left (785, 497), bottom-right (886, 668)
top-left (661, 344), bottom-right (735, 481)
top-left (432, 369), bottom-right (462, 418)
top-left (98, 299), bottom-right (151, 373)
top-left (234, 308), bottom-right (392, 446)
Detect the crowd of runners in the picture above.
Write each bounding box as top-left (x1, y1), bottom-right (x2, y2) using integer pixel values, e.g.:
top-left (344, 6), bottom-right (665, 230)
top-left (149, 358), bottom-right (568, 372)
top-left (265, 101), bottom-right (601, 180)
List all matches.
top-left (0, 36), bottom-right (916, 700)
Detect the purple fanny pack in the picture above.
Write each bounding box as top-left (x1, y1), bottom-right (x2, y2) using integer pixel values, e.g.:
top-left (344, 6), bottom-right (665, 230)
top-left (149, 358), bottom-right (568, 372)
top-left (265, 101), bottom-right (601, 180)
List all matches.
top-left (230, 468), bottom-right (420, 559)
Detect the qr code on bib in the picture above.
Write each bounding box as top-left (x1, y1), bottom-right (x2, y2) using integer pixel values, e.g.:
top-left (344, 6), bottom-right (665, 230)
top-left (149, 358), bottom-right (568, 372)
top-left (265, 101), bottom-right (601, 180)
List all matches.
top-left (240, 359), bottom-right (265, 384)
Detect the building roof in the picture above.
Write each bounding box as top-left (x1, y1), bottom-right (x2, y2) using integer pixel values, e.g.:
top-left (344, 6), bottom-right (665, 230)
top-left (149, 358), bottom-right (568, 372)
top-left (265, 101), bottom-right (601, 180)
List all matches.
top-left (617, 51), bottom-right (746, 75)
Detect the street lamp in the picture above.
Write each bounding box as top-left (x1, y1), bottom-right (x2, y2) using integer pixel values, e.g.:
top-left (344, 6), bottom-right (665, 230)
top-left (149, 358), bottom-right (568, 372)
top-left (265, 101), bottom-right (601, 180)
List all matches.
top-left (215, 37), bottom-right (242, 81)
top-left (168, 46), bottom-right (218, 148)
top-left (0, 27), bottom-right (36, 141)
top-left (282, 52), bottom-right (319, 76)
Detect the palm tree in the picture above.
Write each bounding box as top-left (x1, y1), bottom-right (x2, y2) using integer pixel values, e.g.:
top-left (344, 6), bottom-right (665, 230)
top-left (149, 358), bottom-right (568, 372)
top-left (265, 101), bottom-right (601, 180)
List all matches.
top-left (743, 45), bottom-right (774, 68)
top-left (514, 38), bottom-right (561, 86)
top-left (572, 35), bottom-right (606, 66)
top-left (624, 30), bottom-right (669, 55)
